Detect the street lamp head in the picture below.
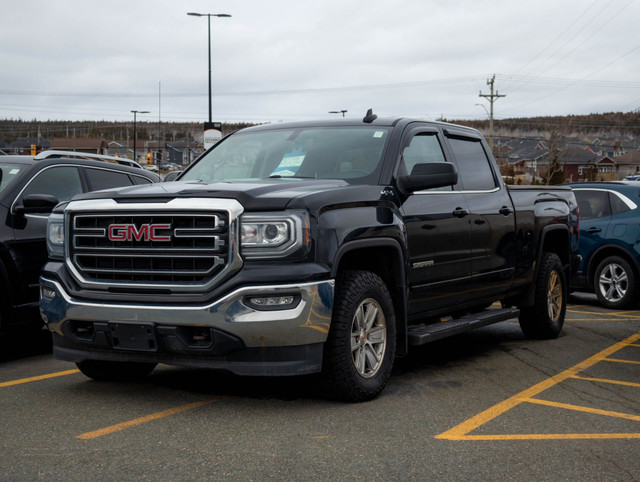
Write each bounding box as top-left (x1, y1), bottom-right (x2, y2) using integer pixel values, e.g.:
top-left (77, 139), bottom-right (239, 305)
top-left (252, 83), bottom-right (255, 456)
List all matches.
top-left (187, 12), bottom-right (231, 18)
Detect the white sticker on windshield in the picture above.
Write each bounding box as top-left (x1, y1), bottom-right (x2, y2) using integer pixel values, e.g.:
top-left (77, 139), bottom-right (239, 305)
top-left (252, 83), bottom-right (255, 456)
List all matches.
top-left (373, 131), bottom-right (384, 138)
top-left (9, 169), bottom-right (19, 174)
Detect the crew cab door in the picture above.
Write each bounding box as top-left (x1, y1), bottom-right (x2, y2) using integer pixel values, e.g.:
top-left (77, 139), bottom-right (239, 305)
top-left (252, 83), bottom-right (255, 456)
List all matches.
top-left (398, 127), bottom-right (472, 316)
top-left (442, 128), bottom-right (516, 300)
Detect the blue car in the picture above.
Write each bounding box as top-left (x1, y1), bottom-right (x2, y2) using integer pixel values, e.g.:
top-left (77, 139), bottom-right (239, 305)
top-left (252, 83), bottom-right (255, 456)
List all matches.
top-left (569, 181), bottom-right (640, 308)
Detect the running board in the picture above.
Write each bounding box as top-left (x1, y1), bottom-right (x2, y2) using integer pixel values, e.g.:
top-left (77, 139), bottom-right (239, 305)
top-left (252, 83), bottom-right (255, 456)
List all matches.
top-left (407, 307), bottom-right (520, 346)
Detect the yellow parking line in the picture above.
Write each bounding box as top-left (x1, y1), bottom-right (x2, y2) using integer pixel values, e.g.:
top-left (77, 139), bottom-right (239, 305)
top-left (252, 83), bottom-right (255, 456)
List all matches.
top-left (77, 399), bottom-right (217, 439)
top-left (0, 369), bottom-right (80, 388)
top-left (524, 398), bottom-right (640, 422)
top-left (604, 358), bottom-right (640, 365)
top-left (571, 375), bottom-right (640, 388)
top-left (436, 331), bottom-right (640, 440)
top-left (450, 433), bottom-right (640, 440)
top-left (566, 309), bottom-right (640, 319)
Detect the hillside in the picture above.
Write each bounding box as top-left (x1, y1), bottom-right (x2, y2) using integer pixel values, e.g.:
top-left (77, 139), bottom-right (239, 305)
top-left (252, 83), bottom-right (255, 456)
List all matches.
top-left (2, 112), bottom-right (640, 144)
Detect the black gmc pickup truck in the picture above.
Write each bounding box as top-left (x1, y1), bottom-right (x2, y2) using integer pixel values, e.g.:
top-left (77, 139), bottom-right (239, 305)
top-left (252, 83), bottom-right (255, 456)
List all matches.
top-left (39, 112), bottom-right (579, 401)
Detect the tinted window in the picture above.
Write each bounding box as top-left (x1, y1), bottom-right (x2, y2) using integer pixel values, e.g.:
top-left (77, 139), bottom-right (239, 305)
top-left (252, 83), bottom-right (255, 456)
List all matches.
top-left (610, 191), bottom-right (632, 215)
top-left (402, 133), bottom-right (446, 174)
top-left (448, 138), bottom-right (496, 191)
top-left (401, 133), bottom-right (451, 191)
top-left (85, 168), bottom-right (134, 191)
top-left (132, 175), bottom-right (153, 185)
top-left (22, 166), bottom-right (83, 202)
top-left (574, 190), bottom-right (611, 220)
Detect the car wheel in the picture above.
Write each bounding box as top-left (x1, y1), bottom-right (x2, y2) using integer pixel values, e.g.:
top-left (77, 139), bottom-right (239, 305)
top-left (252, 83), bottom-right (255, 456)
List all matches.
top-left (518, 252), bottom-right (566, 339)
top-left (594, 256), bottom-right (637, 309)
top-left (76, 360), bottom-right (157, 382)
top-left (320, 270), bottom-right (396, 402)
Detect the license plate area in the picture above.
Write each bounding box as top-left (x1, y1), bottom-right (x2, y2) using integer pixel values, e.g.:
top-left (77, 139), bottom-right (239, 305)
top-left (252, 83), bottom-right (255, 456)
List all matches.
top-left (108, 322), bottom-right (158, 351)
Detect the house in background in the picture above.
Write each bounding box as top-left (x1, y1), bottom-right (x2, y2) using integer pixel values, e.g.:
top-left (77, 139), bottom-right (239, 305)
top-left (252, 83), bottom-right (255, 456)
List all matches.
top-left (51, 138), bottom-right (108, 154)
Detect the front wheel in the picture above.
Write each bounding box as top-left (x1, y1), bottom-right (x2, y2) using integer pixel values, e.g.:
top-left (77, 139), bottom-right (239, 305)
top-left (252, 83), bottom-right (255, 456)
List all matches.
top-left (76, 360), bottom-right (157, 382)
top-left (518, 252), bottom-right (566, 339)
top-left (321, 270), bottom-right (396, 402)
top-left (594, 256), bottom-right (637, 309)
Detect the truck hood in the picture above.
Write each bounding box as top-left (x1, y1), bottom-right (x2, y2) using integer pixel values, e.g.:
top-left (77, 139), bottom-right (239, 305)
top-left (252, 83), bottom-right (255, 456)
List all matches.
top-left (72, 179), bottom-right (355, 211)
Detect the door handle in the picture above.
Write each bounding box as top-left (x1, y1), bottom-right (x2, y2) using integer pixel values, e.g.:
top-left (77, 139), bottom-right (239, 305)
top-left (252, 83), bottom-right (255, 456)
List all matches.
top-left (499, 206), bottom-right (513, 216)
top-left (452, 207), bottom-right (469, 218)
top-left (585, 227), bottom-right (601, 233)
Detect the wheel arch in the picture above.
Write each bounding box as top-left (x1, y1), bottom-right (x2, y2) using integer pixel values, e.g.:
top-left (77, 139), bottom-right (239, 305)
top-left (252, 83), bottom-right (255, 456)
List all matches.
top-left (584, 244), bottom-right (640, 290)
top-left (518, 225), bottom-right (570, 307)
top-left (331, 238), bottom-right (408, 356)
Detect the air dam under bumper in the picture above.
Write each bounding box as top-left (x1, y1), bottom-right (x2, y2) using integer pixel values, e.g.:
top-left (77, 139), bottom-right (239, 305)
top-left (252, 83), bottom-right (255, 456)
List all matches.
top-left (39, 277), bottom-right (334, 376)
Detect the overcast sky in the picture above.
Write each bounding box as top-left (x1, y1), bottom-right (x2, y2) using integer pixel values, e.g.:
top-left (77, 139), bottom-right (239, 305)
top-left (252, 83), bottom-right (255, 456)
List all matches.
top-left (1, 0), bottom-right (639, 124)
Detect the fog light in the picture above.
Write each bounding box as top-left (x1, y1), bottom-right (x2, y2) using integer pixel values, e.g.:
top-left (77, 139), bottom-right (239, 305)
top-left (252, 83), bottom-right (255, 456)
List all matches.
top-left (244, 294), bottom-right (300, 311)
top-left (40, 286), bottom-right (56, 301)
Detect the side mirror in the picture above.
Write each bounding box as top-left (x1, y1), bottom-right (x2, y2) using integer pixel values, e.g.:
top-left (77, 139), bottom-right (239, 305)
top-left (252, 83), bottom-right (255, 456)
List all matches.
top-left (397, 162), bottom-right (458, 194)
top-left (14, 194), bottom-right (59, 214)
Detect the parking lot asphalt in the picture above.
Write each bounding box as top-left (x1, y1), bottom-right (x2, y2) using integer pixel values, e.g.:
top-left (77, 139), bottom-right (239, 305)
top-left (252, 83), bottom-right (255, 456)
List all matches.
top-left (1, 294), bottom-right (639, 480)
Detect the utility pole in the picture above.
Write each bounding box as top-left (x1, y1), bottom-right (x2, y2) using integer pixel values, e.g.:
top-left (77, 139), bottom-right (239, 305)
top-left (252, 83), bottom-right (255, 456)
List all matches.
top-left (479, 74), bottom-right (506, 153)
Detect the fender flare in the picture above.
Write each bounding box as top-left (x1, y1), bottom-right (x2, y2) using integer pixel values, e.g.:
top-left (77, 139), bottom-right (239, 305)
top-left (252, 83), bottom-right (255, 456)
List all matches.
top-left (331, 238), bottom-right (409, 356)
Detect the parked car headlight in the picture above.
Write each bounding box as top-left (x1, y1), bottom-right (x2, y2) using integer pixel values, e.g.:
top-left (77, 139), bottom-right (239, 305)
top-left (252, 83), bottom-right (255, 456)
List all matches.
top-left (46, 213), bottom-right (65, 260)
top-left (240, 211), bottom-right (309, 259)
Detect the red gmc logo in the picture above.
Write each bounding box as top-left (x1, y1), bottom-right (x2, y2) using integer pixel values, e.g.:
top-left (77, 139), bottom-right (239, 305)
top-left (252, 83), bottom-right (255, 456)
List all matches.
top-left (108, 224), bottom-right (172, 242)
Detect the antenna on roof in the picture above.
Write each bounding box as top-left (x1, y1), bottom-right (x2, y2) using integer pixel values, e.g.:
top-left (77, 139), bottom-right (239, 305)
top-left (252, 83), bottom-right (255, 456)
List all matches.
top-left (363, 108), bottom-right (377, 123)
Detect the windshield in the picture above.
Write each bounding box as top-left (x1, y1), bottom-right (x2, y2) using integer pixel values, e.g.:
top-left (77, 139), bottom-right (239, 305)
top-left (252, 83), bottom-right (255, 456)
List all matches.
top-left (0, 163), bottom-right (26, 195)
top-left (181, 126), bottom-right (391, 184)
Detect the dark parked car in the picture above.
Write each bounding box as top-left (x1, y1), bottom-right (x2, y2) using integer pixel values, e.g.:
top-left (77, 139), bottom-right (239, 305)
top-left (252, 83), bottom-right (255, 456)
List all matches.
top-left (0, 152), bottom-right (159, 334)
top-left (569, 181), bottom-right (640, 308)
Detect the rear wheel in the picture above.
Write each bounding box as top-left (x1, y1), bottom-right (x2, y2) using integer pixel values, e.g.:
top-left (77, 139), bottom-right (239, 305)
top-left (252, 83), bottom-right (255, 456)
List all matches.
top-left (594, 256), bottom-right (637, 309)
top-left (76, 360), bottom-right (157, 382)
top-left (321, 270), bottom-right (396, 402)
top-left (518, 252), bottom-right (566, 339)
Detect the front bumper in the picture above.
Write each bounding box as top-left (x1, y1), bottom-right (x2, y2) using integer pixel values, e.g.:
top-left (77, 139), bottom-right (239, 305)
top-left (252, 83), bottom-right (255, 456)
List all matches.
top-left (39, 277), bottom-right (334, 376)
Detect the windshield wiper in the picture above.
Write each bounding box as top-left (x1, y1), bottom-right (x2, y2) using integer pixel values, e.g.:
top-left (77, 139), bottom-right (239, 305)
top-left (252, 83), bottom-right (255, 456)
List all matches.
top-left (268, 174), bottom-right (315, 179)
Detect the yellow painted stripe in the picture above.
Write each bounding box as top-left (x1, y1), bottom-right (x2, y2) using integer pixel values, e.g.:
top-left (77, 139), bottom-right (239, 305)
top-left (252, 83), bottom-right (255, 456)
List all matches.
top-left (566, 309), bottom-right (640, 319)
top-left (571, 375), bottom-right (640, 388)
top-left (77, 399), bottom-right (216, 439)
top-left (453, 433), bottom-right (640, 441)
top-left (524, 397), bottom-right (640, 421)
top-left (629, 343), bottom-right (640, 348)
top-left (435, 331), bottom-right (640, 440)
top-left (0, 369), bottom-right (80, 388)
top-left (605, 358), bottom-right (640, 366)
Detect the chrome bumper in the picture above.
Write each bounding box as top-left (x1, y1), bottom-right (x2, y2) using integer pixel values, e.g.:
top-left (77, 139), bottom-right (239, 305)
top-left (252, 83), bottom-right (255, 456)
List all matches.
top-left (39, 277), bottom-right (334, 348)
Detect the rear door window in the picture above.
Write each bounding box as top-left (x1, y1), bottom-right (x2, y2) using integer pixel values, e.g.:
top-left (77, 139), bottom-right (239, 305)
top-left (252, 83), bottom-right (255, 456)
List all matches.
top-left (574, 190), bottom-right (611, 220)
top-left (84, 167), bottom-right (135, 191)
top-left (447, 137), bottom-right (497, 191)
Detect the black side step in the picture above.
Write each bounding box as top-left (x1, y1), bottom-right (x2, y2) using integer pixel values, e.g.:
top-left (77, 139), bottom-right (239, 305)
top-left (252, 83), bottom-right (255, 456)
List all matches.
top-left (407, 307), bottom-right (520, 346)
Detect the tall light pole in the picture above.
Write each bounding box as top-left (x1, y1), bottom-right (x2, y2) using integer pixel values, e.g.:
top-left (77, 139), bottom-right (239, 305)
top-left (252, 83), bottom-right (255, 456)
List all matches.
top-left (187, 12), bottom-right (231, 123)
top-left (131, 110), bottom-right (150, 162)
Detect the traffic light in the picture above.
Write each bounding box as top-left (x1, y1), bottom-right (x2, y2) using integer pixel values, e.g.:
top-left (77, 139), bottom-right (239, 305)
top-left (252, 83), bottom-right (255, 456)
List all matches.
top-left (30, 144), bottom-right (36, 156)
top-left (146, 153), bottom-right (151, 163)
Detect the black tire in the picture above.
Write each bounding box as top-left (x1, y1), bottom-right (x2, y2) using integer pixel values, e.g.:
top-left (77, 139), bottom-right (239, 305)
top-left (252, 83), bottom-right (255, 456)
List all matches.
top-left (320, 270), bottom-right (396, 402)
top-left (518, 252), bottom-right (566, 339)
top-left (594, 256), bottom-right (638, 309)
top-left (76, 360), bottom-right (157, 382)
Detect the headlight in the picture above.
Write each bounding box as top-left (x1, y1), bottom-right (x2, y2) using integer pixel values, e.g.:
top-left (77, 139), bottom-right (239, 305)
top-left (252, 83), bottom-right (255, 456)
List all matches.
top-left (46, 213), bottom-right (65, 260)
top-left (240, 211), bottom-right (309, 259)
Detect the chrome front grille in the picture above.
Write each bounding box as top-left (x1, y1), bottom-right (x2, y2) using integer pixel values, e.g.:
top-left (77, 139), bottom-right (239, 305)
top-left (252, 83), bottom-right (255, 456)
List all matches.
top-left (70, 212), bottom-right (231, 286)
